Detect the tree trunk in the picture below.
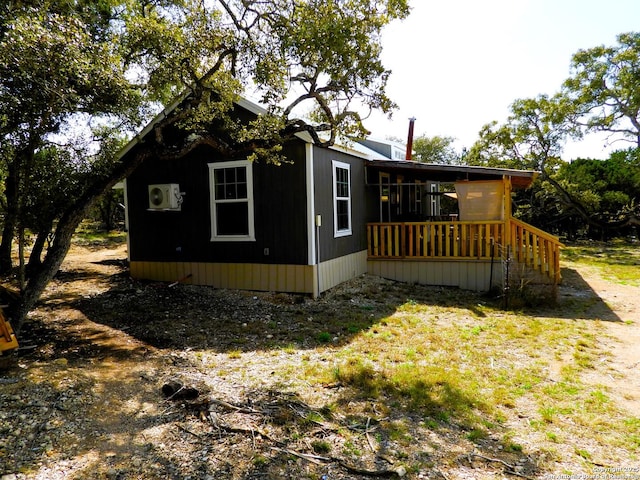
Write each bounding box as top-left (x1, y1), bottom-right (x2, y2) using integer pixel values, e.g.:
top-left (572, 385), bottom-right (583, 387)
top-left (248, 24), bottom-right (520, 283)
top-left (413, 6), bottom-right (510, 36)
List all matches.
top-left (0, 220), bottom-right (15, 275)
top-left (544, 172), bottom-right (640, 234)
top-left (0, 161), bottom-right (20, 274)
top-left (10, 213), bottom-right (82, 334)
top-left (26, 229), bottom-right (51, 278)
top-left (8, 149), bottom-right (152, 334)
top-left (99, 193), bottom-right (119, 231)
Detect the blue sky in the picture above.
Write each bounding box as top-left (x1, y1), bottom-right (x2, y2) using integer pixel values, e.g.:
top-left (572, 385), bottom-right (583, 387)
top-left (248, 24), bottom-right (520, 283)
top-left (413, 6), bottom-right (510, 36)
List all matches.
top-left (365, 0), bottom-right (640, 159)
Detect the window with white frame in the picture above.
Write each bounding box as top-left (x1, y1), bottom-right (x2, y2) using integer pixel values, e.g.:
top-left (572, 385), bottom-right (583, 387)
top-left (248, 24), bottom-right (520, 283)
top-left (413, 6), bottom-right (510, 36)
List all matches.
top-left (429, 182), bottom-right (439, 217)
top-left (208, 160), bottom-right (255, 241)
top-left (332, 160), bottom-right (352, 237)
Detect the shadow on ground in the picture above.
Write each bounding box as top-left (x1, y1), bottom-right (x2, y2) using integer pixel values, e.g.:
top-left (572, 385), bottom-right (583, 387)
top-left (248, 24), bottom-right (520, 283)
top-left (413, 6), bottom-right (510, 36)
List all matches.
top-left (553, 266), bottom-right (621, 322)
top-left (3, 256), bottom-right (621, 479)
top-left (0, 348), bottom-right (545, 480)
top-left (67, 263), bottom-right (621, 355)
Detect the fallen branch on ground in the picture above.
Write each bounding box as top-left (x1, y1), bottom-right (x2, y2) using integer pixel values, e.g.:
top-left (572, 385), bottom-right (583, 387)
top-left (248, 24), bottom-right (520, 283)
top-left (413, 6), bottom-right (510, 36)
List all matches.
top-left (271, 447), bottom-right (406, 477)
top-left (467, 452), bottom-right (533, 480)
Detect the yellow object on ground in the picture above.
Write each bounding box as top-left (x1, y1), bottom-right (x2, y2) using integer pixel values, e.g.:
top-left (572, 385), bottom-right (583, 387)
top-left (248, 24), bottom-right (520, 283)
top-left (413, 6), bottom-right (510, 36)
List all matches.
top-left (0, 310), bottom-right (18, 353)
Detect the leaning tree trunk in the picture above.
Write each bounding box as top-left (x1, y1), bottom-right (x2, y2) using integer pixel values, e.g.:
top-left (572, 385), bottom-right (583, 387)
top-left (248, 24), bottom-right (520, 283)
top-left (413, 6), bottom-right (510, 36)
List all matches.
top-left (543, 172), bottom-right (640, 234)
top-left (10, 213), bottom-right (82, 334)
top-left (8, 149), bottom-right (153, 334)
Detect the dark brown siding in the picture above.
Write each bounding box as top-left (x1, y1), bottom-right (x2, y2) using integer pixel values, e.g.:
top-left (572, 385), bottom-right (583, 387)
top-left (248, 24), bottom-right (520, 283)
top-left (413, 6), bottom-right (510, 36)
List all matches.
top-left (126, 140), bottom-right (309, 265)
top-left (312, 146), bottom-right (367, 262)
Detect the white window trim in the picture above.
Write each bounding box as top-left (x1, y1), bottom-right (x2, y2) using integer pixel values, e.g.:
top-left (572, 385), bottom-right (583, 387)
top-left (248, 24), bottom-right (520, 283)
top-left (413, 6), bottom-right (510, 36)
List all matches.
top-left (430, 182), bottom-right (439, 217)
top-left (332, 160), bottom-right (352, 237)
top-left (412, 180), bottom-right (423, 214)
top-left (208, 160), bottom-right (256, 242)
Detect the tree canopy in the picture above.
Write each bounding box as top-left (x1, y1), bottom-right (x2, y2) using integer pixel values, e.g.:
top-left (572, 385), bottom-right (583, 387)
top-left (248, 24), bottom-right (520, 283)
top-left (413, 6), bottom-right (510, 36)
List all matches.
top-left (0, 0), bottom-right (410, 331)
top-left (563, 32), bottom-right (640, 148)
top-left (467, 33), bottom-right (640, 238)
top-left (411, 134), bottom-right (460, 164)
top-left (552, 149), bottom-right (640, 237)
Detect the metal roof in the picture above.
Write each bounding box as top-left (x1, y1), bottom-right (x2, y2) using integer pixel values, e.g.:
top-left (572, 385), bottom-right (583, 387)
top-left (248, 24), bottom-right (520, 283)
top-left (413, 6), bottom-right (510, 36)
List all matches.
top-left (365, 159), bottom-right (538, 188)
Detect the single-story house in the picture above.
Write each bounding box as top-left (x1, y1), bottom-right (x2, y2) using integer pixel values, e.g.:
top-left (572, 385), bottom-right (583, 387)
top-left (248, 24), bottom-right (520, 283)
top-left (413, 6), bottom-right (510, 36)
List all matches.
top-left (120, 96), bottom-right (562, 297)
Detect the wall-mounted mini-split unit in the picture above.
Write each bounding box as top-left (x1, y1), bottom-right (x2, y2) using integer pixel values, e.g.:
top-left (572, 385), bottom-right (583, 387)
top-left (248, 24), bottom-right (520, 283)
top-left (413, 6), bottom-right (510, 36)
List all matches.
top-left (148, 183), bottom-right (182, 210)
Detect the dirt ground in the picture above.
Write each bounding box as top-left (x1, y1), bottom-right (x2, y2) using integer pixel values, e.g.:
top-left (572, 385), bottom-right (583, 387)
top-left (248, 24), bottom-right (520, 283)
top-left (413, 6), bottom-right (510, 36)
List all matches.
top-left (560, 263), bottom-right (640, 415)
top-left (0, 242), bottom-right (638, 480)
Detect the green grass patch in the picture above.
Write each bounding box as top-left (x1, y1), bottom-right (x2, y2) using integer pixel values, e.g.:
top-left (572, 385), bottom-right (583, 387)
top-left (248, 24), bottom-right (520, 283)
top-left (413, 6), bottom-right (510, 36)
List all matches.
top-left (562, 241), bottom-right (640, 285)
top-left (316, 331), bottom-right (332, 343)
top-left (74, 222), bottom-right (127, 246)
top-left (311, 440), bottom-right (332, 454)
top-left (296, 270), bottom-right (639, 465)
top-left (327, 301), bottom-right (607, 434)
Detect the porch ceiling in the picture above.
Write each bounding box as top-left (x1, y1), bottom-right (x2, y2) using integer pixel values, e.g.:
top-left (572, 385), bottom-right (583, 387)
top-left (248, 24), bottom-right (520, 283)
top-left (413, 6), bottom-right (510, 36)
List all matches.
top-left (365, 160), bottom-right (537, 188)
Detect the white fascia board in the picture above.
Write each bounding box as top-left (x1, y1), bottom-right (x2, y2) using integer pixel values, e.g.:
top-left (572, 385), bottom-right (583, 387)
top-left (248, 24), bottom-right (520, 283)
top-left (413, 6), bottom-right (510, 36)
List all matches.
top-left (235, 96), bottom-right (269, 116)
top-left (291, 131), bottom-right (381, 161)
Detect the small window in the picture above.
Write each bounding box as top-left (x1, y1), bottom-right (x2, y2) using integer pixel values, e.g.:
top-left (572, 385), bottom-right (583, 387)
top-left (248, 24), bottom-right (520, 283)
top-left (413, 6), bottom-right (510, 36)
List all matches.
top-left (332, 160), bottom-right (352, 237)
top-left (208, 160), bottom-right (255, 241)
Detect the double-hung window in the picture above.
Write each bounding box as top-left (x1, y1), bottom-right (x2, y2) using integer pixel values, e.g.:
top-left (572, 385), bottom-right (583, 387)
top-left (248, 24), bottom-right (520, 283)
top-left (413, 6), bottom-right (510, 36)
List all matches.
top-left (208, 160), bottom-right (255, 241)
top-left (332, 160), bottom-right (352, 237)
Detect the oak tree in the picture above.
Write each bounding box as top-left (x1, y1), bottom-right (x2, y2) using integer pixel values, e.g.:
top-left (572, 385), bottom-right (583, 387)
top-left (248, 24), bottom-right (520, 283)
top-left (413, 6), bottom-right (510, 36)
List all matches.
top-left (412, 134), bottom-right (461, 164)
top-left (563, 32), bottom-right (640, 148)
top-left (467, 94), bottom-right (640, 236)
top-left (1, 0), bottom-right (410, 332)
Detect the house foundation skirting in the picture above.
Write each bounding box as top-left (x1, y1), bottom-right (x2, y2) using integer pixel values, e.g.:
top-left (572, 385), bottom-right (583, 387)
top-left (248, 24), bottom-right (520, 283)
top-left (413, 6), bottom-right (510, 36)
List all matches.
top-left (367, 259), bottom-right (504, 292)
top-left (129, 250), bottom-right (369, 297)
top-left (318, 250), bottom-right (368, 294)
top-left (129, 260), bottom-right (316, 294)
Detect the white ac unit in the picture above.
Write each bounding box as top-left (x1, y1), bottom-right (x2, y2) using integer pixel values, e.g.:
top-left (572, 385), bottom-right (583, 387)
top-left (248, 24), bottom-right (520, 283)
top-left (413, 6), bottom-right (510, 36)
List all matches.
top-left (148, 183), bottom-right (182, 210)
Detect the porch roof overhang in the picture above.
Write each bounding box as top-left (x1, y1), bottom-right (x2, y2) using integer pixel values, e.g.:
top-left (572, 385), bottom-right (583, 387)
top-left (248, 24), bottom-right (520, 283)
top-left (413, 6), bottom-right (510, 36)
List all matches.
top-left (365, 160), bottom-right (538, 188)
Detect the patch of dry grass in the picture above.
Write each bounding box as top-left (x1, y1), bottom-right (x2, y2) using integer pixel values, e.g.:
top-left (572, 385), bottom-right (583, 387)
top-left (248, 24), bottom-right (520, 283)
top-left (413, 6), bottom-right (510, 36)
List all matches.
top-left (4, 235), bottom-right (639, 479)
top-left (292, 287), bottom-right (639, 474)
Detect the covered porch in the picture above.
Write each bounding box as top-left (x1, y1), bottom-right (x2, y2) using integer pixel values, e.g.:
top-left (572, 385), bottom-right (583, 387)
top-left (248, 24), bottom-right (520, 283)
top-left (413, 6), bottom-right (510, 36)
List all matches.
top-left (364, 161), bottom-right (563, 292)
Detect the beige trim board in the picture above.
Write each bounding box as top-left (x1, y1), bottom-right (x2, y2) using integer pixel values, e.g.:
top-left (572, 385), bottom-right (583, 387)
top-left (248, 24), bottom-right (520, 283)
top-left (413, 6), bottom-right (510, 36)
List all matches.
top-left (130, 253), bottom-right (505, 295)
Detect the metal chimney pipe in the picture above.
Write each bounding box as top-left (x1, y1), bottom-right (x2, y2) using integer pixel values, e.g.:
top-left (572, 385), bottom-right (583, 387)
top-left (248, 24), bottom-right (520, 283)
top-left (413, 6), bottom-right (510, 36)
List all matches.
top-left (406, 117), bottom-right (416, 160)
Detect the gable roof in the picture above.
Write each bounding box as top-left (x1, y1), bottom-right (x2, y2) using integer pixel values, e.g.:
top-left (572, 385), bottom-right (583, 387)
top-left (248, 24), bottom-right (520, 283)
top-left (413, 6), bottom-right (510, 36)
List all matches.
top-left (116, 90), bottom-right (389, 163)
top-left (116, 92), bottom-right (271, 161)
top-left (116, 92), bottom-right (537, 188)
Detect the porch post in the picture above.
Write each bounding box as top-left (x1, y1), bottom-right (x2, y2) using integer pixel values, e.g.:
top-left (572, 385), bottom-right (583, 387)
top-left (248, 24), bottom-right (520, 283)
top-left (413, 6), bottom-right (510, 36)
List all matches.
top-left (503, 175), bottom-right (512, 252)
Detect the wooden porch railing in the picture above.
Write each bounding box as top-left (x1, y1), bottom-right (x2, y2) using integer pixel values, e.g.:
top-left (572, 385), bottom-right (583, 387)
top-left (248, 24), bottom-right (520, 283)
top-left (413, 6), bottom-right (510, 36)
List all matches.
top-left (509, 218), bottom-right (563, 284)
top-left (366, 219), bottom-right (563, 283)
top-left (366, 221), bottom-right (504, 259)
